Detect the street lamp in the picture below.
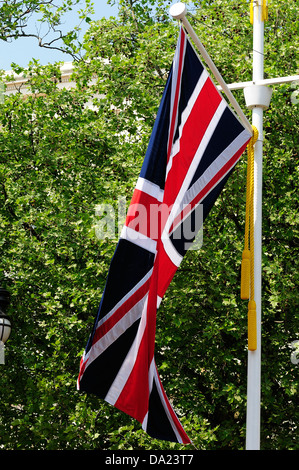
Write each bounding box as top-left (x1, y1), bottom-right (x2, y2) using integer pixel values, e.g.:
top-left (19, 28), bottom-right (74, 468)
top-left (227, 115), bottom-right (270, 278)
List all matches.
top-left (0, 288), bottom-right (11, 364)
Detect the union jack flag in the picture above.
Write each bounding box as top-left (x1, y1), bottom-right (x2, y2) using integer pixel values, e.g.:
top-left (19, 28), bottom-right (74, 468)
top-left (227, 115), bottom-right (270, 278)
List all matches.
top-left (77, 27), bottom-right (251, 444)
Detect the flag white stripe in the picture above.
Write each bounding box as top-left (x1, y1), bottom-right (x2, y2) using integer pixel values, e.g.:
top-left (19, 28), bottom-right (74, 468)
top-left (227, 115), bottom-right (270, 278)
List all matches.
top-left (168, 99), bottom-right (227, 224)
top-left (141, 361), bottom-right (184, 444)
top-left (105, 295), bottom-right (149, 405)
top-left (84, 269), bottom-right (153, 365)
top-left (135, 177), bottom-right (164, 202)
top-left (141, 358), bottom-right (156, 431)
top-left (162, 100), bottom-right (227, 266)
top-left (153, 366), bottom-right (184, 444)
top-left (121, 225), bottom-right (157, 254)
top-left (167, 28), bottom-right (187, 156)
top-left (182, 129), bottom-right (250, 208)
top-left (166, 68), bottom-right (209, 178)
top-left (168, 128), bottom-right (250, 235)
top-left (96, 268), bottom-right (153, 331)
top-left (162, 236), bottom-right (183, 267)
top-left (87, 294), bottom-right (148, 368)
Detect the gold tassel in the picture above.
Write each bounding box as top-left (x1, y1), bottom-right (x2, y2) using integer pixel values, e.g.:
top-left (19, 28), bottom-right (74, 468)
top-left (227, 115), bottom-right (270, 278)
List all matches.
top-left (251, 1), bottom-right (269, 25)
top-left (248, 300), bottom-right (257, 351)
top-left (241, 249), bottom-right (251, 299)
top-left (250, 0), bottom-right (254, 24)
top-left (262, 0), bottom-right (269, 22)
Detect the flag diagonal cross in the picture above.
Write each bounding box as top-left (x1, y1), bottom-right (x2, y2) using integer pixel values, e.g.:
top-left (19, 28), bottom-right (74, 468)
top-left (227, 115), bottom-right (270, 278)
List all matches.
top-left (77, 27), bottom-right (252, 444)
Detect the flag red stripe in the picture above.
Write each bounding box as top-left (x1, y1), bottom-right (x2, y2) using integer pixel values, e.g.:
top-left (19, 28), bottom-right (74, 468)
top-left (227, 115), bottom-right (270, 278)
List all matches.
top-left (114, 330), bottom-right (150, 422)
top-left (164, 78), bottom-right (222, 209)
top-left (125, 189), bottom-right (169, 240)
top-left (114, 244), bottom-right (161, 422)
top-left (92, 277), bottom-right (151, 345)
top-left (169, 141), bottom-right (249, 232)
top-left (156, 243), bottom-right (179, 299)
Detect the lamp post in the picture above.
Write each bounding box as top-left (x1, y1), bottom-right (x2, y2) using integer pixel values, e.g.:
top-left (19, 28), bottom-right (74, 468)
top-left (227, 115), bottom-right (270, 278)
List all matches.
top-left (0, 288), bottom-right (11, 364)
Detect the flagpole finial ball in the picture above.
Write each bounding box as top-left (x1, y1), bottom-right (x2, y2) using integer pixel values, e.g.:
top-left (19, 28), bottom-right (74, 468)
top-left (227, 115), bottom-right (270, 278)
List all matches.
top-left (169, 2), bottom-right (187, 20)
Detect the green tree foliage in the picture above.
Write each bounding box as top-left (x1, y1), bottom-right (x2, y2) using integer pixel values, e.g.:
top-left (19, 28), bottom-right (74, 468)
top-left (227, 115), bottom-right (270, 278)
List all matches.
top-left (0, 0), bottom-right (94, 59)
top-left (0, 0), bottom-right (298, 450)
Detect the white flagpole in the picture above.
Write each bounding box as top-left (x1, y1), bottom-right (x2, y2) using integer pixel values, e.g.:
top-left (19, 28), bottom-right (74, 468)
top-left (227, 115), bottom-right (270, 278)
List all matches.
top-left (169, 2), bottom-right (253, 136)
top-left (243, 0), bottom-right (269, 450)
top-left (217, 75), bottom-right (299, 91)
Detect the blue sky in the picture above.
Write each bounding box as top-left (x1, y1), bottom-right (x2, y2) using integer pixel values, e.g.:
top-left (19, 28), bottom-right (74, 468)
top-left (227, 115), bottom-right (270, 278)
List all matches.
top-left (1, 1), bottom-right (119, 71)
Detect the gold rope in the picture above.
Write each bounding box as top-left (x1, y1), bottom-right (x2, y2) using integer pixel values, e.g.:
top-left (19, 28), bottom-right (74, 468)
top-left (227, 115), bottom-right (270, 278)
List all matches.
top-left (241, 126), bottom-right (258, 350)
top-left (250, 0), bottom-right (269, 24)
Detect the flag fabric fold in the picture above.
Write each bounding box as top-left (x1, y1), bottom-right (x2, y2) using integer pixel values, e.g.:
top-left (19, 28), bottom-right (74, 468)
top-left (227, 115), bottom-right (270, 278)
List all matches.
top-left (77, 27), bottom-right (251, 444)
